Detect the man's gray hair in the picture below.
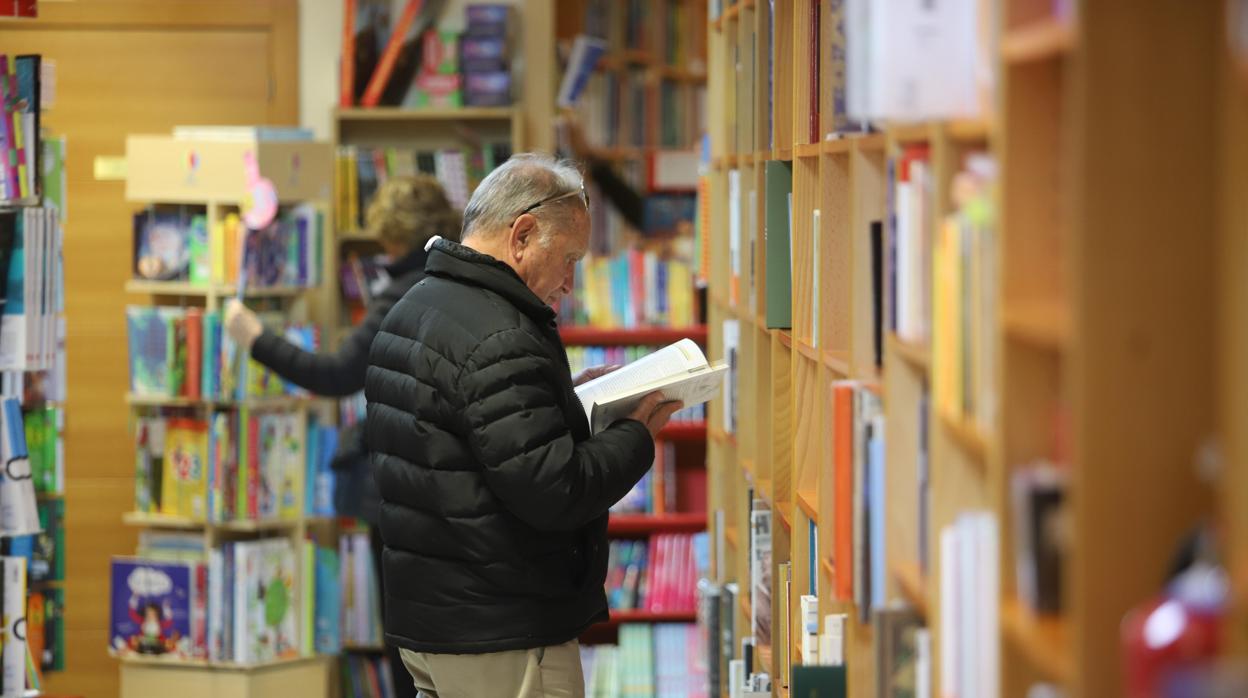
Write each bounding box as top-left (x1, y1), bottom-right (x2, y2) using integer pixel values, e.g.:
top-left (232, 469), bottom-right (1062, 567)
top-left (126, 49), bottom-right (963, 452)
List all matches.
top-left (461, 153), bottom-right (585, 239)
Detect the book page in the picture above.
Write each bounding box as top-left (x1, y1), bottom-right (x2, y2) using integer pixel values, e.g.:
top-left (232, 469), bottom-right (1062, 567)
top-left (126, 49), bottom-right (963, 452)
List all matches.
top-left (574, 339), bottom-right (709, 424)
top-left (589, 364), bottom-right (727, 434)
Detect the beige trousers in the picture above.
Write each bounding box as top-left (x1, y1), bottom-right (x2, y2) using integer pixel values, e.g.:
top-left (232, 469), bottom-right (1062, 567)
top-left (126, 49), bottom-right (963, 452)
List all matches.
top-left (398, 640), bottom-right (585, 698)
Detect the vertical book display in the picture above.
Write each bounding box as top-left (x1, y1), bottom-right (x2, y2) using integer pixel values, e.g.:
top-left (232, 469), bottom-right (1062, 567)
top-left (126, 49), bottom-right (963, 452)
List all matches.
top-left (0, 50), bottom-right (68, 698)
top-left (114, 132), bottom-right (339, 698)
top-left (705, 1), bottom-right (1244, 697)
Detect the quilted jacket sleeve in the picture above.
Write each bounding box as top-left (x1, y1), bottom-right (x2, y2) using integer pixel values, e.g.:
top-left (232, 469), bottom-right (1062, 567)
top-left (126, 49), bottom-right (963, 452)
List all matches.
top-left (460, 327), bottom-right (655, 531)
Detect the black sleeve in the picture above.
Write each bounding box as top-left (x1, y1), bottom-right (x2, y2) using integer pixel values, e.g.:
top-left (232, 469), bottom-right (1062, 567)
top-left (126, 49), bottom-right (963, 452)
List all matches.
top-left (588, 158), bottom-right (646, 232)
top-left (250, 296), bottom-right (391, 397)
top-left (460, 327), bottom-right (655, 531)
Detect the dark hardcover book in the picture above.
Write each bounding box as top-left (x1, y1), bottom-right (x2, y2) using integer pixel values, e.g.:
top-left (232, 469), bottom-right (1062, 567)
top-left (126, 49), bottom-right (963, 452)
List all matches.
top-left (792, 664), bottom-right (847, 698)
top-left (376, 0), bottom-right (448, 106)
top-left (356, 152), bottom-right (378, 229)
top-left (870, 220), bottom-right (884, 367)
top-left (350, 0), bottom-right (391, 105)
top-left (15, 55), bottom-right (41, 199)
top-left (808, 1), bottom-right (820, 143)
top-left (1029, 481), bottom-right (1066, 614)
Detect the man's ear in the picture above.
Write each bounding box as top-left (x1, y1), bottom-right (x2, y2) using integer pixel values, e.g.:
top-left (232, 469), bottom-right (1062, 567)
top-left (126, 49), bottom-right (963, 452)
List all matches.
top-left (509, 213), bottom-right (537, 262)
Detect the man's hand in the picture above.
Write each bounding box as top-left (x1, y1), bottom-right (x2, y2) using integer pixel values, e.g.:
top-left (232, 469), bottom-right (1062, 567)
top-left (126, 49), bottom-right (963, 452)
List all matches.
top-left (573, 364), bottom-right (621, 387)
top-left (627, 391), bottom-right (685, 439)
top-left (224, 299), bottom-right (264, 351)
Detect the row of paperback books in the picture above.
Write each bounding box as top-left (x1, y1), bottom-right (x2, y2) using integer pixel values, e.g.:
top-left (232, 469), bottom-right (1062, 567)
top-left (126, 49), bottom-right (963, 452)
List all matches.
top-left (110, 535), bottom-right (341, 664)
top-left (604, 532), bottom-right (706, 614)
top-left (0, 54), bottom-right (42, 203)
top-left (340, 2), bottom-right (515, 109)
top-left (133, 411), bottom-right (337, 523)
top-left (342, 653), bottom-right (398, 698)
top-left (559, 250), bottom-right (697, 329)
top-left (334, 144), bottom-right (511, 233)
top-left (572, 71), bottom-right (706, 153)
top-left (125, 305), bottom-right (318, 401)
top-left (0, 206), bottom-right (63, 372)
top-left (339, 530), bottom-right (384, 648)
top-left (132, 205), bottom-right (324, 289)
top-left (580, 623), bottom-right (707, 698)
top-left (611, 442), bottom-right (678, 516)
top-left (931, 153), bottom-right (998, 433)
top-left (582, 0), bottom-right (706, 66)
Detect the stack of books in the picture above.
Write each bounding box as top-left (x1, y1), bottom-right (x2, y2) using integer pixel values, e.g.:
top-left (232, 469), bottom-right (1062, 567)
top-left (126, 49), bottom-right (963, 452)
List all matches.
top-left (580, 623), bottom-right (707, 698)
top-left (125, 306), bottom-right (319, 402)
top-left (0, 54), bottom-right (43, 204)
top-left (132, 205), bottom-right (324, 290)
top-left (109, 536), bottom-right (343, 665)
top-left (341, 653), bottom-right (397, 698)
top-left (132, 411), bottom-right (337, 523)
top-left (604, 533), bottom-right (700, 614)
top-left (0, 206), bottom-right (64, 372)
top-left (560, 251), bottom-right (696, 329)
top-left (932, 153), bottom-right (998, 433)
top-left (339, 530), bottom-right (383, 649)
top-left (334, 144), bottom-right (512, 230)
top-left (610, 442), bottom-right (677, 516)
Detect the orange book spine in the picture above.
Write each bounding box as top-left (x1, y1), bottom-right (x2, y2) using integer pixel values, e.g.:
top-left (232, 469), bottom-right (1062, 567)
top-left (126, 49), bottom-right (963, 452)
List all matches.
top-left (339, 0), bottom-right (357, 106)
top-left (833, 383), bottom-right (854, 601)
top-left (359, 0), bottom-right (422, 108)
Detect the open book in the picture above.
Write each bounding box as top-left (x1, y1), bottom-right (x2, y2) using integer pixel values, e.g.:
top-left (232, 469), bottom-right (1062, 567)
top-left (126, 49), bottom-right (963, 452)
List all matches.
top-left (574, 339), bottom-right (727, 434)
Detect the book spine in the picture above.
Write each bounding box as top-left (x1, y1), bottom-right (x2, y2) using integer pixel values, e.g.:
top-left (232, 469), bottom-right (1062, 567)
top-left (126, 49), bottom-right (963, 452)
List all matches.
top-left (360, 0), bottom-right (423, 108)
top-left (340, 0), bottom-right (358, 106)
top-left (185, 308), bottom-right (202, 401)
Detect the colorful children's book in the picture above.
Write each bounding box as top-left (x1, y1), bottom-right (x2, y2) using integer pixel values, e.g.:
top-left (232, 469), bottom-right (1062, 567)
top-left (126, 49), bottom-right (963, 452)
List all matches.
top-left (32, 498), bottom-right (63, 583)
top-left (110, 557), bottom-right (197, 659)
top-left (160, 418), bottom-right (209, 520)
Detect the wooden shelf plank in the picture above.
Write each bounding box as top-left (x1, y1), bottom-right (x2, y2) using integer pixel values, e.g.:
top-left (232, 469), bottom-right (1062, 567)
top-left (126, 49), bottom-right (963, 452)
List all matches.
top-left (820, 558), bottom-right (835, 581)
top-left (1001, 597), bottom-right (1073, 684)
top-left (887, 334), bottom-right (931, 372)
top-left (777, 330), bottom-right (793, 349)
top-left (947, 118), bottom-right (992, 142)
top-left (795, 142), bottom-right (821, 158)
top-left (742, 458), bottom-right (757, 479)
top-left (125, 394), bottom-right (314, 410)
top-left (796, 489), bottom-right (818, 522)
top-left (122, 512), bottom-right (308, 532)
top-left (891, 560), bottom-right (929, 618)
top-left (887, 123), bottom-right (933, 143)
top-left (795, 340), bottom-right (820, 363)
top-left (774, 148), bottom-right (793, 162)
top-left (725, 525), bottom-right (740, 549)
top-left (709, 426), bottom-right (738, 448)
top-left (115, 652), bottom-right (329, 671)
top-left (607, 513), bottom-right (707, 536)
top-left (336, 106), bottom-right (514, 121)
top-left (559, 325), bottom-right (708, 345)
top-left (1002, 19), bottom-right (1076, 64)
top-left (938, 411), bottom-right (990, 463)
top-left (823, 350), bottom-right (851, 376)
top-left (776, 502), bottom-right (793, 531)
top-left (125, 280), bottom-right (313, 299)
top-left (1004, 299), bottom-right (1070, 351)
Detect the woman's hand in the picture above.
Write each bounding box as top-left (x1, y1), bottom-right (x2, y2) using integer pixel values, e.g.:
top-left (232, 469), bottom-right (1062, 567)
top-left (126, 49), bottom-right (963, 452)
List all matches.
top-left (224, 299), bottom-right (264, 350)
top-left (573, 364), bottom-right (621, 387)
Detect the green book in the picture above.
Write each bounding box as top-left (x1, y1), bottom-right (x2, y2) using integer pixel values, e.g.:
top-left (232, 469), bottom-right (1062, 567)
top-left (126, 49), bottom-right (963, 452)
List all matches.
top-left (791, 665), bottom-right (848, 698)
top-left (765, 160), bottom-right (794, 328)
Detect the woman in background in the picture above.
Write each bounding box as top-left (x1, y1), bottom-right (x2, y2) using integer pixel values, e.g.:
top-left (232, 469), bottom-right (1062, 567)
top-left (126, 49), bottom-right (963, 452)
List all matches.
top-left (225, 175), bottom-right (460, 698)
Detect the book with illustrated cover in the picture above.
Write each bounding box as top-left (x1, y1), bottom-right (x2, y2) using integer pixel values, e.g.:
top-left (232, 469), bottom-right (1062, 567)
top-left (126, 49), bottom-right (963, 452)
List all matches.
top-left (574, 339), bottom-right (726, 435)
top-left (109, 557), bottom-right (197, 659)
top-left (874, 605), bottom-right (924, 698)
top-left (160, 418), bottom-right (208, 520)
top-left (233, 538), bottom-right (299, 664)
top-left (32, 498), bottom-right (63, 583)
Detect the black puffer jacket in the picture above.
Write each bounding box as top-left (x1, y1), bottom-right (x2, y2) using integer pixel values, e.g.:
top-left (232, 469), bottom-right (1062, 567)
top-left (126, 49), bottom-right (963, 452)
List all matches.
top-left (365, 238), bottom-right (655, 654)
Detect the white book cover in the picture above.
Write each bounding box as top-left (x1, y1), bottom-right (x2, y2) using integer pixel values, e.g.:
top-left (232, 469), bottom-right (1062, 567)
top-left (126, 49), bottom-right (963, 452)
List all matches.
top-left (957, 516), bottom-right (978, 698)
top-left (574, 339), bottom-right (727, 435)
top-left (722, 320), bottom-right (740, 435)
top-left (939, 525), bottom-right (957, 698)
top-left (208, 547), bottom-right (224, 661)
top-left (916, 628), bottom-right (932, 698)
top-left (1, 557), bottom-right (24, 693)
top-left (975, 513), bottom-right (1000, 698)
top-left (897, 174), bottom-right (914, 340)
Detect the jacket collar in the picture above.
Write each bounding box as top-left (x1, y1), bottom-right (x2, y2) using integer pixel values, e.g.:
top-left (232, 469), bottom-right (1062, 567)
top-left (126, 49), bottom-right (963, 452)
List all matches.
top-left (384, 247), bottom-right (429, 278)
top-left (424, 237), bottom-right (557, 326)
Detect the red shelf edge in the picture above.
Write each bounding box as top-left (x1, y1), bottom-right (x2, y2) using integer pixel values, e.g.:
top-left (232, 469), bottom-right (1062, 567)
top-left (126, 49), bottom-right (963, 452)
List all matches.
top-left (559, 325), bottom-right (709, 346)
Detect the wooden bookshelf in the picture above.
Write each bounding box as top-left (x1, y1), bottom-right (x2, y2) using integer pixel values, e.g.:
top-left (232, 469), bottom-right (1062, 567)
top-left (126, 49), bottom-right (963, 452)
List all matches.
top-left (705, 2), bottom-right (1240, 696)
top-left (335, 106), bottom-right (515, 121)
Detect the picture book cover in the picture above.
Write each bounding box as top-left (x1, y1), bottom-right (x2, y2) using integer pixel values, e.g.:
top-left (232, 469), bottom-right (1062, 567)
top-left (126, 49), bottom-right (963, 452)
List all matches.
top-left (160, 418), bottom-right (208, 520)
top-left (134, 416), bottom-right (165, 515)
top-left (275, 411), bottom-right (303, 520)
top-left (133, 208), bottom-right (196, 282)
top-left (126, 306), bottom-right (173, 397)
top-left (238, 539), bottom-right (299, 663)
top-left (109, 558), bottom-right (194, 658)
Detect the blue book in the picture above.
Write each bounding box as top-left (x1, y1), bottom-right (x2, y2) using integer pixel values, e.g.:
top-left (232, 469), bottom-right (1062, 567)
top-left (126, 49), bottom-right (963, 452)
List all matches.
top-left (314, 546), bottom-right (341, 653)
top-left (868, 418), bottom-right (887, 612)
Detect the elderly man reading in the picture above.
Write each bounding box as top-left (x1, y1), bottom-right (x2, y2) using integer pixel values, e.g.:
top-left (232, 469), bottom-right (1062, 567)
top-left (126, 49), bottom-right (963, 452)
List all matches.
top-left (366, 154), bottom-right (682, 698)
